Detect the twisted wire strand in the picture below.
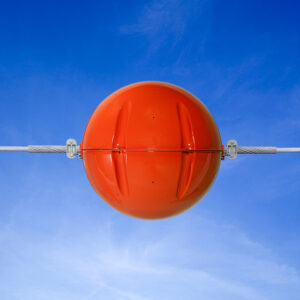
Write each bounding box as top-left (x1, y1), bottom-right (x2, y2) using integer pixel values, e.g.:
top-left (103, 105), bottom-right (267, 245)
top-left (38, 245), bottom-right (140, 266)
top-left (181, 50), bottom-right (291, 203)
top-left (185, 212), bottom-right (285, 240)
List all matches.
top-left (0, 145), bottom-right (80, 154)
top-left (28, 146), bottom-right (67, 153)
top-left (237, 147), bottom-right (277, 154)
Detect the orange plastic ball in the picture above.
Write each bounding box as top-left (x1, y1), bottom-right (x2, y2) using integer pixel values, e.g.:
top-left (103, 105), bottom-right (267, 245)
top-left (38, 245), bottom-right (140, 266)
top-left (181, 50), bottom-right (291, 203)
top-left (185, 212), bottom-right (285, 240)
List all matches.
top-left (81, 82), bottom-right (222, 219)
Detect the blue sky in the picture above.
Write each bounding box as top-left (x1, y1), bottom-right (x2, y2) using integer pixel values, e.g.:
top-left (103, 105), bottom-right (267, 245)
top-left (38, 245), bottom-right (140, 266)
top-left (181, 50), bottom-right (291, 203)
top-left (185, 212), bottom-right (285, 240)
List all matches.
top-left (0, 0), bottom-right (300, 299)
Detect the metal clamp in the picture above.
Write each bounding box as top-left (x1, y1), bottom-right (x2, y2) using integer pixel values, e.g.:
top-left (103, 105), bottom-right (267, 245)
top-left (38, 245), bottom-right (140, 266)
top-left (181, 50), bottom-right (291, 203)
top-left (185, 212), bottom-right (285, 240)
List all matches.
top-left (66, 139), bottom-right (78, 159)
top-left (226, 140), bottom-right (238, 159)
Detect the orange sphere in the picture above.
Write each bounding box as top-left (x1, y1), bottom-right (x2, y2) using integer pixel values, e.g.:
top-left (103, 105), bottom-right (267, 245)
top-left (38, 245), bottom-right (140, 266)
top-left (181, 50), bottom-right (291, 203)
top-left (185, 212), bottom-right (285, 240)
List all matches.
top-left (81, 82), bottom-right (222, 219)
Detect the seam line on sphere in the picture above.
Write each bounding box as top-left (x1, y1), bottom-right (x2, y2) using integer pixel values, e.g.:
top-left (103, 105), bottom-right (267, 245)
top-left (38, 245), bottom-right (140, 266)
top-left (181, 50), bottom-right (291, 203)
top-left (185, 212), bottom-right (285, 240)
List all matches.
top-left (81, 148), bottom-right (223, 153)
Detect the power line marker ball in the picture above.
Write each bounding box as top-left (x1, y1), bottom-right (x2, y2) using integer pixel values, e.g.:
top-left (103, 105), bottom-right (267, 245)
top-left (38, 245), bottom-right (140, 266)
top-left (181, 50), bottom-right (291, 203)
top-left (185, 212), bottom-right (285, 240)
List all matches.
top-left (81, 82), bottom-right (222, 219)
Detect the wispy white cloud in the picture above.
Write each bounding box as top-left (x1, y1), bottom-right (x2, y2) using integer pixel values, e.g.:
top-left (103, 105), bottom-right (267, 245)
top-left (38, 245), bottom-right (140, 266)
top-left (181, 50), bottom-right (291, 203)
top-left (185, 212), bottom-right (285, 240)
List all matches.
top-left (1, 192), bottom-right (299, 300)
top-left (121, 0), bottom-right (186, 38)
top-left (120, 0), bottom-right (207, 52)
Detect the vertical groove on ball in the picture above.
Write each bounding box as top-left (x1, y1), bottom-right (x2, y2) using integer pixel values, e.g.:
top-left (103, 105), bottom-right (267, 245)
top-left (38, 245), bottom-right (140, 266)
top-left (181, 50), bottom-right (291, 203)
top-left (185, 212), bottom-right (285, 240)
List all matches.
top-left (112, 104), bottom-right (130, 196)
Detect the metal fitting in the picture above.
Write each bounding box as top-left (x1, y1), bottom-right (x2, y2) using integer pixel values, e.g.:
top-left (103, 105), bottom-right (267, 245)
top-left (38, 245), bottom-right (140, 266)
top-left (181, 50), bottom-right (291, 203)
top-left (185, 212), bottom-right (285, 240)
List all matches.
top-left (66, 139), bottom-right (78, 159)
top-left (226, 140), bottom-right (238, 159)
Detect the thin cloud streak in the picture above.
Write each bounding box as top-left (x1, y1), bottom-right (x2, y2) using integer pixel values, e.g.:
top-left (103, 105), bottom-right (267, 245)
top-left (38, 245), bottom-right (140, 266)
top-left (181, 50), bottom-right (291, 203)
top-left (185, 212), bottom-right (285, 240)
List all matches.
top-left (120, 0), bottom-right (207, 52)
